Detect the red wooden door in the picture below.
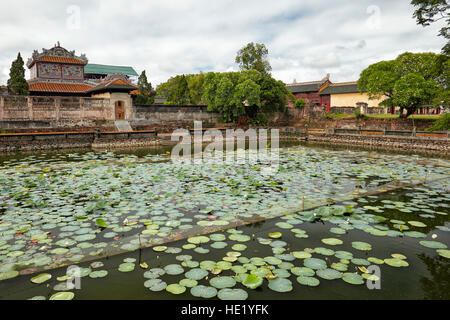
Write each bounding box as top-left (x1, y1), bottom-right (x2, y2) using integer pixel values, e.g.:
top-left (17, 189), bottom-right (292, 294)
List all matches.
top-left (115, 101), bottom-right (125, 120)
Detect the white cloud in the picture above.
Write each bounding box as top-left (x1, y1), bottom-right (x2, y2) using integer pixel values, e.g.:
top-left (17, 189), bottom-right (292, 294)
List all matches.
top-left (0, 0), bottom-right (446, 87)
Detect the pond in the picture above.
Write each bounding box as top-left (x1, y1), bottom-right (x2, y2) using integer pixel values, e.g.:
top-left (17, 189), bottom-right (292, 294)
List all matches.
top-left (0, 142), bottom-right (449, 300)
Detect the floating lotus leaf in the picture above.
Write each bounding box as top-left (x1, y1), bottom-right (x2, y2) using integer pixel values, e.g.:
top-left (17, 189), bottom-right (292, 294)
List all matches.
top-left (144, 268), bottom-right (165, 279)
top-left (419, 241), bottom-right (447, 249)
top-left (187, 236), bottom-right (210, 244)
top-left (164, 264), bottom-right (184, 275)
top-left (216, 261), bottom-right (232, 270)
top-left (118, 262), bottom-right (135, 273)
top-left (391, 254), bottom-right (407, 260)
top-left (304, 258), bottom-right (327, 270)
top-left (273, 269), bottom-right (290, 278)
top-left (90, 261), bottom-right (104, 269)
top-left (49, 292), bottom-right (75, 300)
top-left (183, 244), bottom-right (196, 250)
top-left (231, 265), bottom-right (247, 274)
top-left (153, 246), bottom-right (168, 252)
top-left (28, 296), bottom-right (46, 300)
top-left (275, 222), bottom-right (293, 229)
top-left (437, 249), bottom-right (450, 259)
top-left (210, 234), bottom-right (226, 241)
top-left (166, 247), bottom-right (182, 254)
top-left (314, 247), bottom-right (335, 256)
top-left (408, 221), bottom-right (427, 228)
top-left (194, 247), bottom-right (210, 254)
top-left (331, 263), bottom-right (348, 272)
top-left (351, 258), bottom-right (370, 266)
top-left (367, 257), bottom-right (384, 265)
top-left (342, 273), bottom-right (364, 285)
top-left (185, 268), bottom-right (208, 280)
top-left (297, 276), bottom-right (320, 287)
top-left (73, 234), bottom-right (96, 242)
top-left (89, 270), bottom-right (108, 278)
top-left (179, 279), bottom-right (198, 288)
top-left (210, 276), bottom-right (236, 289)
top-left (211, 242), bottom-right (227, 249)
top-left (0, 270), bottom-right (19, 281)
top-left (330, 228), bottom-right (346, 235)
top-left (166, 283), bottom-right (186, 295)
top-left (268, 232), bottom-right (282, 239)
top-left (144, 279), bottom-right (168, 292)
top-left (403, 231), bottom-right (426, 239)
top-left (217, 288), bottom-right (248, 300)
top-left (268, 278), bottom-right (293, 292)
top-left (229, 234), bottom-right (251, 242)
top-left (316, 268), bottom-right (342, 280)
top-left (291, 267), bottom-right (315, 277)
top-left (384, 259), bottom-right (409, 267)
top-left (270, 240), bottom-right (287, 248)
top-left (231, 244), bottom-right (247, 251)
top-left (30, 273), bottom-right (52, 284)
top-left (242, 274), bottom-right (263, 289)
top-left (264, 256), bottom-right (283, 265)
top-left (50, 248), bottom-right (70, 255)
top-left (321, 238), bottom-right (343, 246)
top-left (200, 261), bottom-right (216, 271)
top-left (352, 242), bottom-right (372, 251)
top-left (191, 285), bottom-right (218, 299)
top-left (291, 251), bottom-right (312, 259)
top-left (176, 255), bottom-right (192, 262)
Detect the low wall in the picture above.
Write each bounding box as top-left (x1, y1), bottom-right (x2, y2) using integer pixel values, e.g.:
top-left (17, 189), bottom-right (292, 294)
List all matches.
top-left (0, 130), bottom-right (158, 152)
top-left (308, 133), bottom-right (450, 153)
top-left (0, 95), bottom-right (113, 130)
top-left (132, 104), bottom-right (220, 128)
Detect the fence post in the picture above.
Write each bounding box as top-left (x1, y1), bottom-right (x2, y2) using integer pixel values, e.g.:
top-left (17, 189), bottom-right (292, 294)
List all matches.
top-left (383, 127), bottom-right (386, 136)
top-left (28, 96), bottom-right (33, 121)
top-left (357, 125), bottom-right (361, 135)
top-left (412, 127), bottom-right (417, 137)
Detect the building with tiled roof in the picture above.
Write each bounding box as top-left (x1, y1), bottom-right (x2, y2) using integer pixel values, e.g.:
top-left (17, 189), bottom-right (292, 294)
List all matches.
top-left (26, 42), bottom-right (94, 96)
top-left (286, 74), bottom-right (331, 107)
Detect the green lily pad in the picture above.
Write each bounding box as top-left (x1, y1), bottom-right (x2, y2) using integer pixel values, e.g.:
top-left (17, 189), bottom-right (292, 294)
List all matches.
top-left (144, 279), bottom-right (167, 292)
top-left (436, 249), bottom-right (450, 259)
top-left (217, 288), bottom-right (248, 300)
top-left (419, 241), bottom-right (447, 249)
top-left (118, 262), bottom-right (135, 272)
top-left (268, 278), bottom-right (293, 292)
top-left (30, 273), bottom-right (52, 284)
top-left (209, 276), bottom-right (236, 289)
top-left (352, 241), bottom-right (372, 251)
top-left (321, 238), bottom-right (343, 246)
top-left (304, 258), bottom-right (327, 270)
top-left (242, 274), bottom-right (263, 289)
top-left (191, 285), bottom-right (218, 299)
top-left (166, 283), bottom-right (186, 295)
top-left (164, 264), bottom-right (184, 275)
top-left (49, 292), bottom-right (75, 300)
top-left (384, 259), bottom-right (409, 267)
top-left (297, 276), bottom-right (320, 287)
top-left (342, 273), bottom-right (364, 285)
top-left (316, 268), bottom-right (342, 280)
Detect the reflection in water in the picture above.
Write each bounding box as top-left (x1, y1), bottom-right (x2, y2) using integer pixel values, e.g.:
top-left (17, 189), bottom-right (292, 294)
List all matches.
top-left (418, 254), bottom-right (450, 300)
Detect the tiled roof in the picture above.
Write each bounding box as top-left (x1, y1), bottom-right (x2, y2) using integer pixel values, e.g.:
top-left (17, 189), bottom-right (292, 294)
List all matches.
top-left (87, 78), bottom-right (138, 93)
top-left (287, 81), bottom-right (324, 93)
top-left (320, 82), bottom-right (362, 95)
top-left (29, 82), bottom-right (94, 93)
top-left (85, 64), bottom-right (138, 76)
top-left (32, 56), bottom-right (87, 65)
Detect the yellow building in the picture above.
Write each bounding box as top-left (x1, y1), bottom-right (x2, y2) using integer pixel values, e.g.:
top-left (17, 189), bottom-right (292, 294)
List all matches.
top-left (319, 82), bottom-right (387, 113)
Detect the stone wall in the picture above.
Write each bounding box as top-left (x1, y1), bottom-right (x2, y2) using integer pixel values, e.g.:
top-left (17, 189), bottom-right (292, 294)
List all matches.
top-left (0, 95), bottom-right (113, 129)
top-left (131, 104), bottom-right (220, 129)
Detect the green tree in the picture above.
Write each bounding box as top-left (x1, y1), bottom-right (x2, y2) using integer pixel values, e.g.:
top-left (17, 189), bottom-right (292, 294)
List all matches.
top-left (156, 74), bottom-right (204, 105)
top-left (235, 42), bottom-right (272, 75)
top-left (358, 52), bottom-right (448, 118)
top-left (7, 53), bottom-right (29, 95)
top-left (135, 70), bottom-right (155, 105)
top-left (202, 70), bottom-right (294, 122)
top-left (411, 0), bottom-right (449, 55)
top-left (294, 98), bottom-right (306, 109)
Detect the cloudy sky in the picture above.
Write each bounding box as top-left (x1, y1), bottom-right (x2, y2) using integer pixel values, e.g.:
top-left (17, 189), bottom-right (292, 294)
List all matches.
top-left (0, 0), bottom-right (446, 87)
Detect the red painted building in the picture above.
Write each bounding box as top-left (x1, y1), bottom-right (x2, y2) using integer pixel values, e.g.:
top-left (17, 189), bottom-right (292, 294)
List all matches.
top-left (286, 74), bottom-right (332, 110)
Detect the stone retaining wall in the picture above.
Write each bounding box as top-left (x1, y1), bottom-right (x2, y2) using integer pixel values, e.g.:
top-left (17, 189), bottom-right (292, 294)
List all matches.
top-left (308, 134), bottom-right (450, 154)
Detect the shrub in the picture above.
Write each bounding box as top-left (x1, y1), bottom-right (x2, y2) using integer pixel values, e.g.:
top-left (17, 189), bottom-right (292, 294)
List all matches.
top-left (426, 112), bottom-right (450, 132)
top-left (295, 98), bottom-right (306, 109)
top-left (354, 109), bottom-right (367, 119)
top-left (253, 113), bottom-right (269, 126)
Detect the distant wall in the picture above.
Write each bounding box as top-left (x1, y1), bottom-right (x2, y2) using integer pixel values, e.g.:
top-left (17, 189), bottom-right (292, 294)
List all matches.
top-left (132, 104), bottom-right (220, 128)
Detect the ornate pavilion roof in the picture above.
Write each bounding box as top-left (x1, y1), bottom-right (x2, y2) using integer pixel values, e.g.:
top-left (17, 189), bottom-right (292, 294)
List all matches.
top-left (27, 42), bottom-right (88, 68)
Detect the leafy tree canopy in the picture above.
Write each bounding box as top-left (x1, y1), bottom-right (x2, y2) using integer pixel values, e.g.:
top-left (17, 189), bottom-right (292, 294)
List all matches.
top-left (202, 70), bottom-right (294, 122)
top-left (135, 70), bottom-right (155, 105)
top-left (411, 0), bottom-right (450, 55)
top-left (235, 42), bottom-right (272, 75)
top-left (156, 73), bottom-right (205, 105)
top-left (358, 52), bottom-right (449, 118)
top-left (7, 53), bottom-right (29, 96)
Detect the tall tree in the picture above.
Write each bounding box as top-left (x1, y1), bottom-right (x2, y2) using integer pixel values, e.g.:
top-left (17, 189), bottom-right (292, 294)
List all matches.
top-left (135, 70), bottom-right (155, 105)
top-left (7, 53), bottom-right (29, 95)
top-left (411, 0), bottom-right (450, 55)
top-left (358, 52), bottom-right (448, 118)
top-left (235, 42), bottom-right (272, 75)
top-left (137, 70), bottom-right (153, 95)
